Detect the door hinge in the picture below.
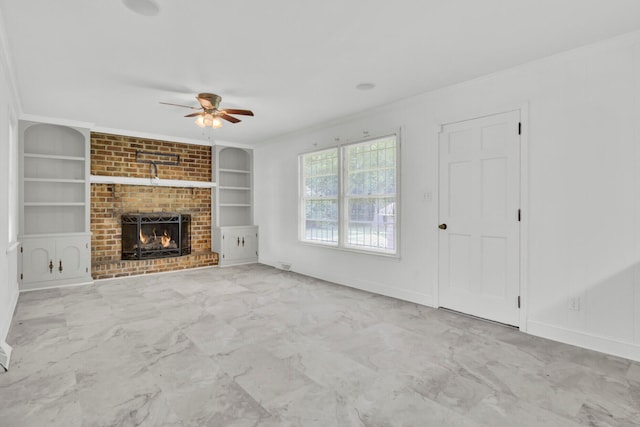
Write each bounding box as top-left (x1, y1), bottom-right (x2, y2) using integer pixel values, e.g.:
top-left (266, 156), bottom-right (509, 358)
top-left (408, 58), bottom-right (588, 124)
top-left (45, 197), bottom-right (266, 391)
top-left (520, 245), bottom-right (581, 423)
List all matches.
top-left (518, 122), bottom-right (521, 135)
top-left (20, 273), bottom-right (23, 280)
top-left (517, 296), bottom-right (521, 308)
top-left (518, 209), bottom-right (521, 222)
top-left (86, 267), bottom-right (88, 273)
top-left (222, 254), bottom-right (225, 258)
top-left (20, 246), bottom-right (23, 253)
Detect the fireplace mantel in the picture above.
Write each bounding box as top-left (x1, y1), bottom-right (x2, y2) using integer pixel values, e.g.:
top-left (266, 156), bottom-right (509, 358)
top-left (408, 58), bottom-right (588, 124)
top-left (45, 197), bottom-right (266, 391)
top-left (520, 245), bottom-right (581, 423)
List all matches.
top-left (90, 174), bottom-right (216, 188)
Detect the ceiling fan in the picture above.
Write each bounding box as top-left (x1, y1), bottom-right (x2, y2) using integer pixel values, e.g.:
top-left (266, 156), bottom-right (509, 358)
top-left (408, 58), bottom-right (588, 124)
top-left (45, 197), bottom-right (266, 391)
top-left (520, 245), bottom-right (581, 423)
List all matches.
top-left (160, 93), bottom-right (254, 128)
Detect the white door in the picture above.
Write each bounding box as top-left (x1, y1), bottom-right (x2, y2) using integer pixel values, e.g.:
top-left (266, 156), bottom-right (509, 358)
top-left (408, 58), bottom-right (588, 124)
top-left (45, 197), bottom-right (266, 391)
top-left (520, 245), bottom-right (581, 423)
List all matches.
top-left (438, 110), bottom-right (521, 326)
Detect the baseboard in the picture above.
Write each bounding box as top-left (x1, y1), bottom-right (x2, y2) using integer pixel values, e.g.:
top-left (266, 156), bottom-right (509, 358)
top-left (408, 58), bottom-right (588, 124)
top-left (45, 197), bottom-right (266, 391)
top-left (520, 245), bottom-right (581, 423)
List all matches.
top-left (0, 287), bottom-right (18, 372)
top-left (527, 320), bottom-right (640, 363)
top-left (260, 259), bottom-right (435, 308)
top-left (0, 341), bottom-right (12, 372)
top-left (0, 285), bottom-right (19, 343)
top-left (20, 279), bottom-right (94, 293)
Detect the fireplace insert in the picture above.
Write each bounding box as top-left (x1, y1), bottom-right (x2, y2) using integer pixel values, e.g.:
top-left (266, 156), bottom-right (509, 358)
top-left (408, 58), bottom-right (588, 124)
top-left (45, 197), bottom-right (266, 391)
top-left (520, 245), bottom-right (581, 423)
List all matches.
top-left (121, 213), bottom-right (191, 260)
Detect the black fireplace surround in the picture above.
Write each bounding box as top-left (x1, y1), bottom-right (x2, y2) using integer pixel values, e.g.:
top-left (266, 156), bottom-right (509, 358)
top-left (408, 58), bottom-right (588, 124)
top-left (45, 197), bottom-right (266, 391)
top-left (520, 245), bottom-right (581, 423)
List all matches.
top-left (121, 213), bottom-right (191, 260)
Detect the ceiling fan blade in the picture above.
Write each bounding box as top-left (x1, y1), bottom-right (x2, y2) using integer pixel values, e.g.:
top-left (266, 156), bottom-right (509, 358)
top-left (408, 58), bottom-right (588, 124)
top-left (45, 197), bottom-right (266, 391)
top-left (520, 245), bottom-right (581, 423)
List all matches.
top-left (159, 101), bottom-right (201, 110)
top-left (220, 109), bottom-right (254, 116)
top-left (219, 113), bottom-right (241, 123)
top-left (184, 112), bottom-right (203, 118)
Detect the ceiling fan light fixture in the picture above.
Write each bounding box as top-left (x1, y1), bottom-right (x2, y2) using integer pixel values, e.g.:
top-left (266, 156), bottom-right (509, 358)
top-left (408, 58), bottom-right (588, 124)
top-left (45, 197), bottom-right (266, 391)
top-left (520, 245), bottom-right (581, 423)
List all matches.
top-left (212, 117), bottom-right (223, 129)
top-left (195, 116), bottom-right (206, 128)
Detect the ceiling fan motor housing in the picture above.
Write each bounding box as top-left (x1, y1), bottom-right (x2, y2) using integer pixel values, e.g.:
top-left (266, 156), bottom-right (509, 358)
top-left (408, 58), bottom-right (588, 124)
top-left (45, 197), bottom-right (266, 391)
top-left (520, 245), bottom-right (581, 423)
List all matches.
top-left (197, 93), bottom-right (222, 110)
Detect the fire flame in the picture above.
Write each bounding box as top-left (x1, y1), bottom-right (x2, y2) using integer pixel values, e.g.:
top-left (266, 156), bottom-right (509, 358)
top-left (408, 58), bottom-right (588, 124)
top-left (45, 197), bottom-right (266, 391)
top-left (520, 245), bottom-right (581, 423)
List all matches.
top-left (139, 228), bottom-right (172, 248)
top-left (161, 230), bottom-right (171, 248)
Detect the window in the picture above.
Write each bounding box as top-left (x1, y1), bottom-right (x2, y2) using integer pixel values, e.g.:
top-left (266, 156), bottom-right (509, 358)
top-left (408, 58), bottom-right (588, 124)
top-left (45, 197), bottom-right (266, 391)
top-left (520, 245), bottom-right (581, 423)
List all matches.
top-left (299, 134), bottom-right (399, 255)
top-left (300, 148), bottom-right (339, 244)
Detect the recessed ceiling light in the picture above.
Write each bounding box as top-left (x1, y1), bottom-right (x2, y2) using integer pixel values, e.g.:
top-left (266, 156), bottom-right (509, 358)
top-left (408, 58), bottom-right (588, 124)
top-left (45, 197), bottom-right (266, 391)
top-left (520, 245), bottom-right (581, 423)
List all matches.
top-left (356, 83), bottom-right (376, 90)
top-left (122, 0), bottom-right (160, 16)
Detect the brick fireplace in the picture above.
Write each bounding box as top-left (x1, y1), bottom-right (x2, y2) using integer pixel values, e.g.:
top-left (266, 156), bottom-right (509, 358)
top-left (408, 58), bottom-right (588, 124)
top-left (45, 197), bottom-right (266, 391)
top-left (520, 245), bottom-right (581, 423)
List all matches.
top-left (90, 132), bottom-right (218, 279)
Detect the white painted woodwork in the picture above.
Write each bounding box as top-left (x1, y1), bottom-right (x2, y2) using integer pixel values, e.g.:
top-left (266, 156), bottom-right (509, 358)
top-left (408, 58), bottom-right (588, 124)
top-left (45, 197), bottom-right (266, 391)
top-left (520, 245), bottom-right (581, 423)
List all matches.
top-left (438, 111), bottom-right (521, 326)
top-left (212, 146), bottom-right (258, 265)
top-left (213, 226), bottom-right (259, 266)
top-left (89, 175), bottom-right (217, 188)
top-left (20, 235), bottom-right (91, 290)
top-left (19, 121), bottom-right (94, 289)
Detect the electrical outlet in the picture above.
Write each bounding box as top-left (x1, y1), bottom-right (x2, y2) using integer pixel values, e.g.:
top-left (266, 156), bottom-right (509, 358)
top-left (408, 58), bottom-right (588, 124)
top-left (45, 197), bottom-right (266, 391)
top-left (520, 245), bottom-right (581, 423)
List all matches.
top-left (569, 297), bottom-right (581, 311)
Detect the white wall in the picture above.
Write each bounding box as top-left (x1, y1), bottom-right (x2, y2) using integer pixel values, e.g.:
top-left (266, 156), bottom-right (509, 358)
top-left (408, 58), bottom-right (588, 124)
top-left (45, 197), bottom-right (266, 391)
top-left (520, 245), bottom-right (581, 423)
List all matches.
top-left (0, 13), bottom-right (21, 349)
top-left (254, 32), bottom-right (640, 361)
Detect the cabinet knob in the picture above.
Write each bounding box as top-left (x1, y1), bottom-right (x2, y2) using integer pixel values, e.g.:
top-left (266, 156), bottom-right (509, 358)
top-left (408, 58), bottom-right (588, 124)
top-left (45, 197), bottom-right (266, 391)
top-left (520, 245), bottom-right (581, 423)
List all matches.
top-left (237, 237), bottom-right (240, 246)
top-left (59, 260), bottom-right (63, 272)
top-left (49, 260), bottom-right (54, 273)
top-left (242, 237), bottom-right (245, 247)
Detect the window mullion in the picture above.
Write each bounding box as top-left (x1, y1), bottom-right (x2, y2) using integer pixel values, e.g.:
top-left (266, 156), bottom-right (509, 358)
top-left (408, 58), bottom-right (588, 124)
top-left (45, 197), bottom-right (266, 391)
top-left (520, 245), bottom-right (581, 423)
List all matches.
top-left (339, 144), bottom-right (345, 249)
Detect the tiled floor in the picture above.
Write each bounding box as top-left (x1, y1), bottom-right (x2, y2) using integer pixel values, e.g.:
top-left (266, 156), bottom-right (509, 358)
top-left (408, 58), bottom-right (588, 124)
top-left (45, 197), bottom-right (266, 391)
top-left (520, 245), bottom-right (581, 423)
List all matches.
top-left (0, 264), bottom-right (639, 426)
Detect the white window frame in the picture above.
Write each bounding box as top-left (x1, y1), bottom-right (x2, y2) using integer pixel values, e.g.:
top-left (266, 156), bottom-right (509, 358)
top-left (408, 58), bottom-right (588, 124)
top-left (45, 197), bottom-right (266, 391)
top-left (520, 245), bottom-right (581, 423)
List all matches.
top-left (299, 132), bottom-right (400, 257)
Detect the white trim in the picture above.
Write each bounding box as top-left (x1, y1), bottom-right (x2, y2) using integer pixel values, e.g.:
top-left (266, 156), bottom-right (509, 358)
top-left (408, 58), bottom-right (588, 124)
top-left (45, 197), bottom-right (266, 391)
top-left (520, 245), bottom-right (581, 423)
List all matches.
top-left (20, 279), bottom-right (94, 292)
top-left (518, 102), bottom-right (530, 332)
top-left (94, 264), bottom-right (218, 284)
top-left (0, 340), bottom-right (12, 371)
top-left (0, 284), bottom-right (18, 343)
top-left (19, 114), bottom-right (94, 130)
top-left (527, 320), bottom-right (640, 363)
top-left (90, 174), bottom-right (216, 188)
top-left (5, 240), bottom-right (18, 254)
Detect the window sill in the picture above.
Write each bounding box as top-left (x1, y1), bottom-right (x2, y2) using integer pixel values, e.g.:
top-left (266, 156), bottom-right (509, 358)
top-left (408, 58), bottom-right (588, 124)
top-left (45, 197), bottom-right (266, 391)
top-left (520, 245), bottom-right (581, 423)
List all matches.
top-left (298, 240), bottom-right (400, 259)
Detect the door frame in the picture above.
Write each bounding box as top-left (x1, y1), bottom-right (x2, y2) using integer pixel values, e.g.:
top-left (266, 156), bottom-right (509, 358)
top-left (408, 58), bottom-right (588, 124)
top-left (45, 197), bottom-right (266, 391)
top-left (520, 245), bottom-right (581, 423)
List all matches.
top-left (433, 103), bottom-right (530, 331)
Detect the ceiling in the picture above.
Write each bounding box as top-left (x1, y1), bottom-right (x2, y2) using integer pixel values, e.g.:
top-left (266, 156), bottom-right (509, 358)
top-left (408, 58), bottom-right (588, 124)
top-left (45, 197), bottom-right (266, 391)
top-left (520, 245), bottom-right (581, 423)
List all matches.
top-left (1, 1), bottom-right (640, 145)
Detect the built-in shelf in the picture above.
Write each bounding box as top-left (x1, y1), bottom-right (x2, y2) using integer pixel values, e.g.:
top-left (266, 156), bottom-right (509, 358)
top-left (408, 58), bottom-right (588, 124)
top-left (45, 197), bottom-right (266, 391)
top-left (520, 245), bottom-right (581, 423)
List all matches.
top-left (90, 174), bottom-right (217, 188)
top-left (219, 168), bottom-right (250, 174)
top-left (24, 153), bottom-right (85, 161)
top-left (24, 178), bottom-right (85, 184)
top-left (214, 146), bottom-right (258, 266)
top-left (24, 202), bottom-right (86, 207)
top-left (20, 121), bottom-right (93, 290)
top-left (218, 186), bottom-right (251, 191)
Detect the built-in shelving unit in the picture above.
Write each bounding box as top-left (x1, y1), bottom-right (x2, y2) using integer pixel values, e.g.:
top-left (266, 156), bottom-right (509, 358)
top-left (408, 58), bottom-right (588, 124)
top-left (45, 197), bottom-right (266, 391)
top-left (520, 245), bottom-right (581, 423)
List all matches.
top-left (213, 146), bottom-right (258, 265)
top-left (19, 121), bottom-right (93, 290)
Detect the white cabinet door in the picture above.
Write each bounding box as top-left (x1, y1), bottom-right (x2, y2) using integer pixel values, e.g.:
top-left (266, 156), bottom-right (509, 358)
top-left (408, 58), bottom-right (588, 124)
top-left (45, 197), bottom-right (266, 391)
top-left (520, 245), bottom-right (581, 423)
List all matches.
top-left (215, 226), bottom-right (258, 266)
top-left (239, 229), bottom-right (258, 260)
top-left (21, 234), bottom-right (92, 289)
top-left (56, 236), bottom-right (90, 281)
top-left (21, 238), bottom-right (56, 283)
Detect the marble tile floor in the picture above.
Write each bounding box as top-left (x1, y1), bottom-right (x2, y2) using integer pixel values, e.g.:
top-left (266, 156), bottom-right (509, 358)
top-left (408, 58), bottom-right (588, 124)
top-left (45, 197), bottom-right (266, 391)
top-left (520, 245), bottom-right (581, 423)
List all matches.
top-left (1, 264), bottom-right (639, 427)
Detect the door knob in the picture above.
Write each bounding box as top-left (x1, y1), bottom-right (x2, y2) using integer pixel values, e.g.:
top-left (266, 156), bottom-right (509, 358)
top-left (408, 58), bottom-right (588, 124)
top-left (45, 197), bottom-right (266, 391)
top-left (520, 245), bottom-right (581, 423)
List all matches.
top-left (439, 223), bottom-right (447, 230)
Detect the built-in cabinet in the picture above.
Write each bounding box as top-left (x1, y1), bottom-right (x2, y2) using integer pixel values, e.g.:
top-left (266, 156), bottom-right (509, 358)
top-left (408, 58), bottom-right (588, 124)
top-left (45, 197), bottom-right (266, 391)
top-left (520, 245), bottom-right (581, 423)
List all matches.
top-left (213, 146), bottom-right (258, 265)
top-left (19, 121), bottom-right (93, 290)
